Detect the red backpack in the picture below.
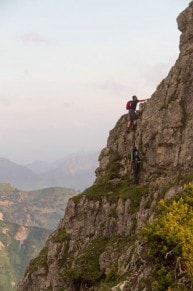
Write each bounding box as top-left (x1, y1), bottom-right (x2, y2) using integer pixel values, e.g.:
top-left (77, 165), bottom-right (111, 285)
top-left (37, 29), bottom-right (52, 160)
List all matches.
top-left (126, 101), bottom-right (131, 110)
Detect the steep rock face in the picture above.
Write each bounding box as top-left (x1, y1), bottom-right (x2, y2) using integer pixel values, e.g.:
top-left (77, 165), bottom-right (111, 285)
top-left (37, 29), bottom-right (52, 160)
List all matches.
top-left (17, 2), bottom-right (193, 291)
top-left (141, 1), bottom-right (193, 184)
top-left (96, 1), bottom-right (193, 188)
top-left (17, 189), bottom-right (159, 291)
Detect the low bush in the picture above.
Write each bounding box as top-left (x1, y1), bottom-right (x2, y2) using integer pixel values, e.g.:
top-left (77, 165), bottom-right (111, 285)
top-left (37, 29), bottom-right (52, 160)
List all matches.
top-left (142, 184), bottom-right (193, 290)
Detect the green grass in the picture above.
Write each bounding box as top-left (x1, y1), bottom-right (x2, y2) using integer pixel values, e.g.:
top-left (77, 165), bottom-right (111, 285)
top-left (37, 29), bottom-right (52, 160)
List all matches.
top-left (98, 272), bottom-right (131, 291)
top-left (108, 206), bottom-right (117, 218)
top-left (72, 180), bottom-right (149, 216)
top-left (61, 235), bottom-right (136, 290)
top-left (72, 148), bottom-right (149, 217)
top-left (63, 238), bottom-right (108, 284)
top-left (52, 229), bottom-right (68, 243)
top-left (175, 171), bottom-right (193, 186)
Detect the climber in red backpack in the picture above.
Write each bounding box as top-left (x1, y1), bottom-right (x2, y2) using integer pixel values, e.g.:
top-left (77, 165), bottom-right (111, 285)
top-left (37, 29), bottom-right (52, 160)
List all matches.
top-left (126, 95), bottom-right (147, 132)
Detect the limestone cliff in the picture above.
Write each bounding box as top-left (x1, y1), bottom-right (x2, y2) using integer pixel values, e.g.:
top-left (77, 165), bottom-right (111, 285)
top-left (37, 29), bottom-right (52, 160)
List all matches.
top-left (17, 2), bottom-right (193, 291)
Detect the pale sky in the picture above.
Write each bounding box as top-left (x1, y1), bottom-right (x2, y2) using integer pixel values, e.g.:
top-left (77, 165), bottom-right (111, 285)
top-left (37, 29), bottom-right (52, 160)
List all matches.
top-left (0, 0), bottom-right (189, 164)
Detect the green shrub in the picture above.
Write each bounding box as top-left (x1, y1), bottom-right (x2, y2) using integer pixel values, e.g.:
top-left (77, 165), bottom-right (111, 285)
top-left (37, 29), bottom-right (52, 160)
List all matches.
top-left (142, 184), bottom-right (193, 290)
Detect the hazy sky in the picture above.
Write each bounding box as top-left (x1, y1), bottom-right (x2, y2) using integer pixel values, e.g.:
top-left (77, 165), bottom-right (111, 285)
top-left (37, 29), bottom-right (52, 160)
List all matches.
top-left (0, 0), bottom-right (189, 164)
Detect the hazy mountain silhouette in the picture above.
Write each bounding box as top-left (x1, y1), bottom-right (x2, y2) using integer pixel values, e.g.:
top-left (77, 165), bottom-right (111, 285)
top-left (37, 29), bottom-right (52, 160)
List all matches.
top-left (0, 158), bottom-right (43, 190)
top-left (0, 152), bottom-right (99, 191)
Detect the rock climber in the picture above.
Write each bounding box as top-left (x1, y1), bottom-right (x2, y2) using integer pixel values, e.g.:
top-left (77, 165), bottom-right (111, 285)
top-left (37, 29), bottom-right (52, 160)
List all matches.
top-left (126, 95), bottom-right (147, 132)
top-left (130, 146), bottom-right (142, 185)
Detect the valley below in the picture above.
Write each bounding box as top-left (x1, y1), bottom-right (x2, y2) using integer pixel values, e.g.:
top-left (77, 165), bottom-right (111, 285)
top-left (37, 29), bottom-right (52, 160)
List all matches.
top-left (0, 183), bottom-right (78, 290)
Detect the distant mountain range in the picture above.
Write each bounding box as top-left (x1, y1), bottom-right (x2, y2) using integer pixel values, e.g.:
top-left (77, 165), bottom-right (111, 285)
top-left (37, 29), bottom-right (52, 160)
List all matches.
top-left (0, 152), bottom-right (99, 191)
top-left (0, 152), bottom-right (98, 289)
top-left (0, 183), bottom-right (78, 290)
top-left (0, 183), bottom-right (78, 230)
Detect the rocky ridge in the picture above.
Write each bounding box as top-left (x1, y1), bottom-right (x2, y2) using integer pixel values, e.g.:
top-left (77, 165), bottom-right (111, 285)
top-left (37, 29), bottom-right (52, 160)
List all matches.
top-left (17, 2), bottom-right (193, 291)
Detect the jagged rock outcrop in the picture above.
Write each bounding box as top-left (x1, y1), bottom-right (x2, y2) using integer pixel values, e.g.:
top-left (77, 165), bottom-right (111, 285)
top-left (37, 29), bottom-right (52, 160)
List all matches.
top-left (17, 2), bottom-right (193, 291)
top-left (96, 1), bottom-right (193, 189)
